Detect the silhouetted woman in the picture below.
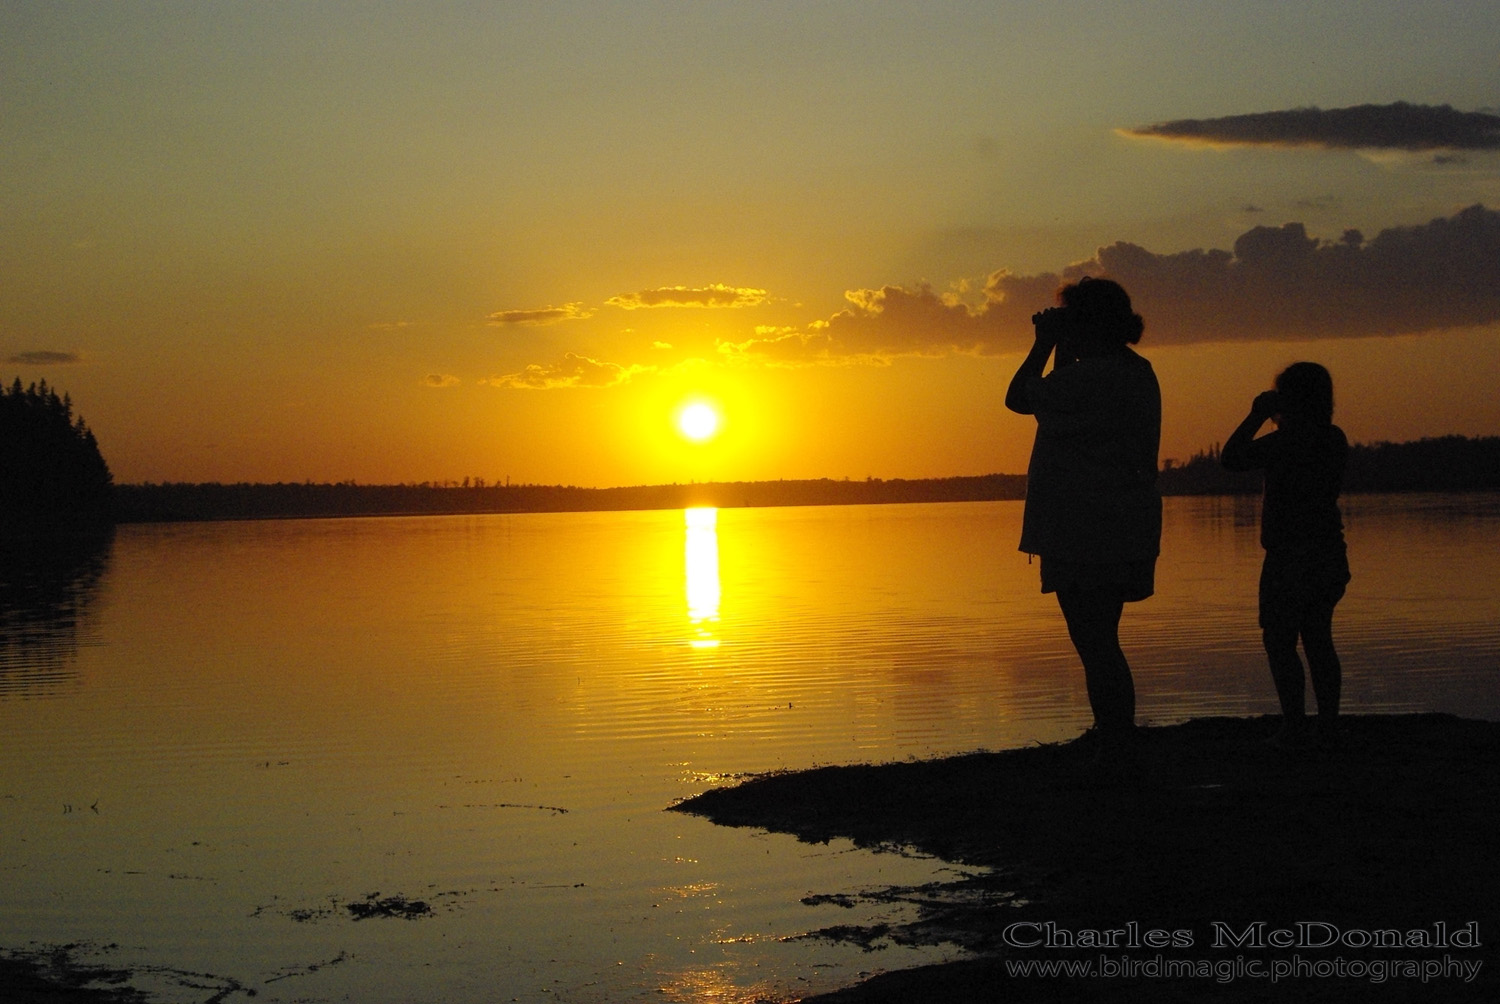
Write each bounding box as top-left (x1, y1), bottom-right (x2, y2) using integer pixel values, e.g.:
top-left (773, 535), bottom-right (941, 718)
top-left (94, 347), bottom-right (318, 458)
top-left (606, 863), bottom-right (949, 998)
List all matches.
top-left (1222, 362), bottom-right (1349, 749)
top-left (1006, 278), bottom-right (1161, 743)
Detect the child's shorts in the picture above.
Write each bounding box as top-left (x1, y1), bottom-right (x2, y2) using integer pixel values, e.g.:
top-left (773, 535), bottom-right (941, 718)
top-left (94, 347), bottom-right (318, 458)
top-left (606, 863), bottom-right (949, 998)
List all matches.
top-left (1259, 544), bottom-right (1350, 631)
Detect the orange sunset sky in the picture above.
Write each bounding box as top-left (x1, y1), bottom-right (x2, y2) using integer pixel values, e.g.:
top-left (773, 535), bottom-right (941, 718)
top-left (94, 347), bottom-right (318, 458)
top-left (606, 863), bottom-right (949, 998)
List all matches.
top-left (4, 2), bottom-right (1499, 487)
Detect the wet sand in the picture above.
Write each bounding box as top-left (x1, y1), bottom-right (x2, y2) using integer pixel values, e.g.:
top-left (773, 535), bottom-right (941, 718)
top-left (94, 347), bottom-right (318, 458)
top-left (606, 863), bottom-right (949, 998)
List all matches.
top-left (674, 714), bottom-right (1499, 1003)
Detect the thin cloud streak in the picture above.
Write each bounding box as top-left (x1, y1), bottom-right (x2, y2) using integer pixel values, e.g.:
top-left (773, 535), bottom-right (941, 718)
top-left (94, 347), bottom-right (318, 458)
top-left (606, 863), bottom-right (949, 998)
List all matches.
top-left (1124, 102), bottom-right (1500, 152)
top-left (6, 350), bottom-right (84, 365)
top-left (484, 352), bottom-right (651, 390)
top-left (487, 303), bottom-right (595, 327)
top-left (606, 284), bottom-right (768, 309)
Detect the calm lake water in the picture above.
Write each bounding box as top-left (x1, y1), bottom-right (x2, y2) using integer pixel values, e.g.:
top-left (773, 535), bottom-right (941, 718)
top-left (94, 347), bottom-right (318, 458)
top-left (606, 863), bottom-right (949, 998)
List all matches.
top-left (2, 495), bottom-right (1498, 1002)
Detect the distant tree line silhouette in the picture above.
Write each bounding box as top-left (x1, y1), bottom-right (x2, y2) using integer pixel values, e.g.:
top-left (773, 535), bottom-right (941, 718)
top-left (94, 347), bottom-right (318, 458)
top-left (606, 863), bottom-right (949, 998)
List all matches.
top-left (108, 436), bottom-right (1500, 524)
top-left (1156, 435), bottom-right (1500, 495)
top-left (1, 378), bottom-right (113, 534)
top-left (11, 374), bottom-right (1492, 528)
top-left (111, 474), bottom-right (1031, 523)
top-left (1344, 436), bottom-right (1500, 492)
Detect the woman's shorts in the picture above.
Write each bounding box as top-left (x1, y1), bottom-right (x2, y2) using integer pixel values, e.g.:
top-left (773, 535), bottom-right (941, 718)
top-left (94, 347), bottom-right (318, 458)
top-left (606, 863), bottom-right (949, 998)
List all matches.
top-left (1258, 545), bottom-right (1350, 631)
top-left (1040, 555), bottom-right (1156, 602)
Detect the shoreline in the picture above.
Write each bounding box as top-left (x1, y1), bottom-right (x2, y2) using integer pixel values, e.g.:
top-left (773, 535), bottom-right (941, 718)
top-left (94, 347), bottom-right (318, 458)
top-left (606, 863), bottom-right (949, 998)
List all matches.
top-left (6, 714), bottom-right (1495, 1001)
top-left (674, 714), bottom-right (1499, 1002)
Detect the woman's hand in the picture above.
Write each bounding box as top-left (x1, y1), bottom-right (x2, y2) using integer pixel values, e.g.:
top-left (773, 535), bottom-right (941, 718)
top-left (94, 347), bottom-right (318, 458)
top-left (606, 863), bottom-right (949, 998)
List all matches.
top-left (1008, 310), bottom-right (1068, 415)
top-left (1250, 390), bottom-right (1280, 421)
top-left (1031, 307), bottom-right (1067, 351)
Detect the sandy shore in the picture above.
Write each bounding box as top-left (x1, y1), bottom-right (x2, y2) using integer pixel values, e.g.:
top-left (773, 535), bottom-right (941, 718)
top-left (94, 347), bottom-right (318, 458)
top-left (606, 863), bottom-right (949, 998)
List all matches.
top-left (674, 714), bottom-right (1499, 1003)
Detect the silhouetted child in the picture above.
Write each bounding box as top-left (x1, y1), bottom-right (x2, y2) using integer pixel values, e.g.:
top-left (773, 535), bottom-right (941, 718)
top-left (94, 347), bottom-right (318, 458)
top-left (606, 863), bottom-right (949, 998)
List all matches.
top-left (1222, 362), bottom-right (1350, 750)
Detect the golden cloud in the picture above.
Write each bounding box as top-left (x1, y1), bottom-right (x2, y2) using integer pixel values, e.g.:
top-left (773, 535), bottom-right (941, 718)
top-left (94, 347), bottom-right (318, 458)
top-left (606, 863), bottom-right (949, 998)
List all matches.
top-left (483, 352), bottom-right (652, 390)
top-left (486, 303), bottom-right (595, 326)
top-left (497, 206), bottom-right (1500, 379)
top-left (606, 284), bottom-right (768, 310)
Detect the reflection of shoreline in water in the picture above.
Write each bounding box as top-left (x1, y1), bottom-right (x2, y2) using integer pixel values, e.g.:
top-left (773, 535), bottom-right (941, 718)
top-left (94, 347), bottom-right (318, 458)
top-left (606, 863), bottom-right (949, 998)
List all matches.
top-left (0, 530), bottom-right (113, 697)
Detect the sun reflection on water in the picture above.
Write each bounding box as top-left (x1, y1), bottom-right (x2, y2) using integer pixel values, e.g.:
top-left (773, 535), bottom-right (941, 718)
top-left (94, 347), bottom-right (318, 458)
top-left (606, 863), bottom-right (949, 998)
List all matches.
top-left (685, 506), bottom-right (722, 649)
top-left (656, 963), bottom-right (785, 1004)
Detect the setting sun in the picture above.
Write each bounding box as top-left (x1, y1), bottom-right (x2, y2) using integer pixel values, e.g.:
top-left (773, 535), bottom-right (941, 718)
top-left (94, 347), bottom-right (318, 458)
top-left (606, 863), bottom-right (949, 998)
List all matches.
top-left (676, 401), bottom-right (721, 443)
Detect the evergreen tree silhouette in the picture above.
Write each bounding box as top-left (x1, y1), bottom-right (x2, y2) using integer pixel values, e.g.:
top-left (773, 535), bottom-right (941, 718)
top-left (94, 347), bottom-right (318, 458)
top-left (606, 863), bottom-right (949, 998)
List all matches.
top-left (1, 378), bottom-right (114, 534)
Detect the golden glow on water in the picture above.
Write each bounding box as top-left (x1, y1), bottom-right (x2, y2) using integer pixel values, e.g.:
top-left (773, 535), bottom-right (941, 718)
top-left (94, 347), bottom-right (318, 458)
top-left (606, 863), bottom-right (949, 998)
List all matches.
top-left (685, 506), bottom-right (722, 648)
top-left (657, 964), bottom-right (784, 1003)
top-left (2, 498), bottom-right (1498, 1002)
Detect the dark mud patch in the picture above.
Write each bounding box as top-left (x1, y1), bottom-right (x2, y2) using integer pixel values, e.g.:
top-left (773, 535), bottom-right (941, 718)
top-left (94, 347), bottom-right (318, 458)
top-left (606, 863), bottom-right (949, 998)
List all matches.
top-left (346, 893), bottom-right (432, 921)
top-left (0, 945), bottom-right (147, 1004)
top-left (674, 714), bottom-right (1500, 1002)
top-left (795, 873), bottom-right (1023, 953)
top-left (0, 943), bottom-right (249, 1004)
top-left (255, 887), bottom-right (466, 924)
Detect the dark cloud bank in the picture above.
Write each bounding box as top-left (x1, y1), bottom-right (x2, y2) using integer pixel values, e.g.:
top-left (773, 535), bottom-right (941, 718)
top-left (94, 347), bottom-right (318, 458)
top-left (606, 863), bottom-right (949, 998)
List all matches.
top-left (727, 205), bottom-right (1500, 363)
top-left (1125, 102), bottom-right (1500, 151)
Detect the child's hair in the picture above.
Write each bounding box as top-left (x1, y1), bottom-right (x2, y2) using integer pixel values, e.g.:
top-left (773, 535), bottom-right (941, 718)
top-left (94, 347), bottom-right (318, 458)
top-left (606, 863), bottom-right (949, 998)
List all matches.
top-left (1057, 276), bottom-right (1145, 345)
top-left (1274, 362), bottom-right (1335, 426)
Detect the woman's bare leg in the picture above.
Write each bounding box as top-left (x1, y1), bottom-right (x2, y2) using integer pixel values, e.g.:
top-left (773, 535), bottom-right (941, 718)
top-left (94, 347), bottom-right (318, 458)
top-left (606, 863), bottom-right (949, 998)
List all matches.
top-left (1057, 587), bottom-right (1135, 732)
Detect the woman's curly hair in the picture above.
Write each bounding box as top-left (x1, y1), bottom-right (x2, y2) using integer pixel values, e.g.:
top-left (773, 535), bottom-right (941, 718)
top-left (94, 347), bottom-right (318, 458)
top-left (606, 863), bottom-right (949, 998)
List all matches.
top-left (1058, 276), bottom-right (1145, 345)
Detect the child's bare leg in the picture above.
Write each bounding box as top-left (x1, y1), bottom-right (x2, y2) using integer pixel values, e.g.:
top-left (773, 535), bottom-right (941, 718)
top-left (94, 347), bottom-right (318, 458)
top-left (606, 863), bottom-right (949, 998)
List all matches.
top-left (1262, 623), bottom-right (1307, 721)
top-left (1300, 610), bottom-right (1341, 720)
